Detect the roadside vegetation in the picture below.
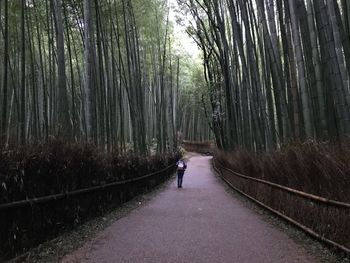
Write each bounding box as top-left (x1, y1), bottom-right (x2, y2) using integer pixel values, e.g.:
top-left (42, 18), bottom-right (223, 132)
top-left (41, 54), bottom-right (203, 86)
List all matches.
top-left (177, 0), bottom-right (350, 202)
top-left (177, 0), bottom-right (350, 253)
top-left (1, 0), bottom-right (350, 259)
top-left (215, 142), bottom-right (350, 203)
top-left (0, 140), bottom-right (180, 204)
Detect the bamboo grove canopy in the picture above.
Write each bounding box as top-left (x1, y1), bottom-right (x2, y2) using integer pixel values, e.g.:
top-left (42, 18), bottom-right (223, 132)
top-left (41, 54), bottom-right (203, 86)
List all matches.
top-left (1, 0), bottom-right (350, 152)
top-left (0, 0), bottom-right (211, 153)
top-left (177, 0), bottom-right (350, 150)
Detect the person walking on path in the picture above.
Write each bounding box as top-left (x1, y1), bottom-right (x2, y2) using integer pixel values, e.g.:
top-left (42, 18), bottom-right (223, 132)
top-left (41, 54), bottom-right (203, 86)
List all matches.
top-left (176, 158), bottom-right (187, 188)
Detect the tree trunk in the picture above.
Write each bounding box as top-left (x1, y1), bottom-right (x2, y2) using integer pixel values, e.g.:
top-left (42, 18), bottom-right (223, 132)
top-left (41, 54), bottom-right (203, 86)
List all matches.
top-left (83, 0), bottom-right (93, 140)
top-left (53, 0), bottom-right (71, 138)
top-left (288, 0), bottom-right (313, 138)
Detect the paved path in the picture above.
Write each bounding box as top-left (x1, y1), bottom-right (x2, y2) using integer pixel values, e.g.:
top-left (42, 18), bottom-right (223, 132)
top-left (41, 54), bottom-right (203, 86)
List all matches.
top-left (62, 155), bottom-right (319, 263)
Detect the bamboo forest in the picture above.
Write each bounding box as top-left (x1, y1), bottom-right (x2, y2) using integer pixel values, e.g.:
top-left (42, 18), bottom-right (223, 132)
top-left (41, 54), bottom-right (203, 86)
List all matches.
top-left (1, 0), bottom-right (350, 261)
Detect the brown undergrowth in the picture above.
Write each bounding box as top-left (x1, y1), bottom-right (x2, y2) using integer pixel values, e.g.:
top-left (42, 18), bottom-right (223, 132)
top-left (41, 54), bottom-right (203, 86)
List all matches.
top-left (0, 139), bottom-right (180, 204)
top-left (214, 142), bottom-right (350, 252)
top-left (0, 140), bottom-right (180, 260)
top-left (215, 142), bottom-right (350, 202)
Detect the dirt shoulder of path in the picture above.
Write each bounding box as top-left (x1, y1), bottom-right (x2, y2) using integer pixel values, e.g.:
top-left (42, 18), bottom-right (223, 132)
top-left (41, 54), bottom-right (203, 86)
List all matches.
top-left (8, 174), bottom-right (177, 263)
top-left (10, 153), bottom-right (349, 263)
top-left (211, 164), bottom-right (350, 263)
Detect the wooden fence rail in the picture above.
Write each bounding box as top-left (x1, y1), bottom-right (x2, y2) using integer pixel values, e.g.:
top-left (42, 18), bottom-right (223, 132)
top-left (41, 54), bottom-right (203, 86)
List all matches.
top-left (0, 164), bottom-right (176, 261)
top-left (213, 158), bottom-right (350, 254)
top-left (0, 165), bottom-right (175, 211)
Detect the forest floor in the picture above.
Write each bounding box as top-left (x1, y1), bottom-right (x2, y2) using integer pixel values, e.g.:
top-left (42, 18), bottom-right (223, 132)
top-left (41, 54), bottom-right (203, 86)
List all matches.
top-left (11, 154), bottom-right (349, 263)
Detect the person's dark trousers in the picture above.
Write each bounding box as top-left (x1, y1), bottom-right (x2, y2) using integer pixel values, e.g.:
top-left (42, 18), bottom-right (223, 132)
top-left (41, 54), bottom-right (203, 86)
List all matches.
top-left (177, 171), bottom-right (184, 188)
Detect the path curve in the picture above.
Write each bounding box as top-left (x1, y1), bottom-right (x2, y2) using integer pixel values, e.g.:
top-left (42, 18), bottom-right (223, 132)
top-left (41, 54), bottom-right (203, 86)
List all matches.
top-left (62, 155), bottom-right (319, 263)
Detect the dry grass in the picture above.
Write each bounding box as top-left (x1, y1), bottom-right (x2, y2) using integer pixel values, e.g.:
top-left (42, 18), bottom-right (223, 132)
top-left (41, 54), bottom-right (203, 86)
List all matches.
top-left (215, 142), bottom-right (350, 202)
top-left (0, 139), bottom-right (180, 204)
top-left (214, 142), bottom-right (350, 252)
top-left (0, 139), bottom-right (180, 260)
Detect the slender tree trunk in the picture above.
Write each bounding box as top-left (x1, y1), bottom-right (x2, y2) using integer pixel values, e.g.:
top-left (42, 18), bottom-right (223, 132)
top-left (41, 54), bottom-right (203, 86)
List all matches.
top-left (83, 0), bottom-right (93, 139)
top-left (288, 0), bottom-right (313, 138)
top-left (1, 0), bottom-right (9, 142)
top-left (21, 0), bottom-right (26, 144)
top-left (53, 0), bottom-right (71, 138)
top-left (305, 0), bottom-right (327, 139)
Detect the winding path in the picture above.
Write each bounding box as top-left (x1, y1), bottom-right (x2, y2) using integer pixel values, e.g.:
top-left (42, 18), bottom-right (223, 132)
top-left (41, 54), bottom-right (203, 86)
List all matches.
top-left (62, 155), bottom-right (319, 263)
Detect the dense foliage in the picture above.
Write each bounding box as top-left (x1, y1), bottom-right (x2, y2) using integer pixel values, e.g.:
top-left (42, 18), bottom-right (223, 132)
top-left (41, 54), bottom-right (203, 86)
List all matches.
top-left (0, 0), bottom-right (192, 153)
top-left (0, 140), bottom-right (180, 204)
top-left (0, 140), bottom-right (179, 261)
top-left (177, 0), bottom-right (350, 149)
top-left (215, 143), bottom-right (350, 202)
